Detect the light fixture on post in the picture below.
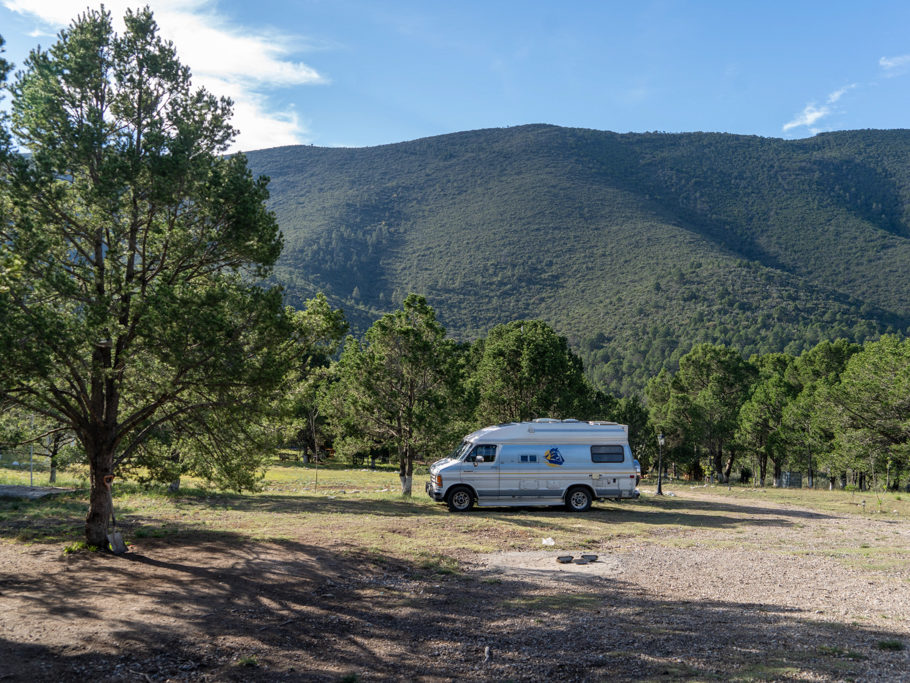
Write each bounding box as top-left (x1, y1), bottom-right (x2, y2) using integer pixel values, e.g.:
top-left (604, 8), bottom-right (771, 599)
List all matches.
top-left (656, 433), bottom-right (665, 496)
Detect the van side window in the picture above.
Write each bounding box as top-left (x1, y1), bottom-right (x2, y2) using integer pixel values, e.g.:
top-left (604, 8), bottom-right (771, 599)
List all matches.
top-left (468, 444), bottom-right (497, 463)
top-left (519, 454), bottom-right (538, 463)
top-left (591, 445), bottom-right (625, 463)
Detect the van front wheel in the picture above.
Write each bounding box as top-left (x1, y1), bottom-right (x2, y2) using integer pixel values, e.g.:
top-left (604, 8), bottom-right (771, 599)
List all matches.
top-left (566, 487), bottom-right (592, 512)
top-left (447, 486), bottom-right (474, 512)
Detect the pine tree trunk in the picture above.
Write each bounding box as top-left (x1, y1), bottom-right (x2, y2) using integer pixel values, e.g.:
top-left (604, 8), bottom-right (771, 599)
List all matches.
top-left (713, 448), bottom-right (724, 483)
top-left (168, 449), bottom-right (180, 492)
top-left (85, 447), bottom-right (115, 548)
top-left (398, 443), bottom-right (410, 496)
top-left (723, 451), bottom-right (735, 483)
top-left (398, 442), bottom-right (415, 496)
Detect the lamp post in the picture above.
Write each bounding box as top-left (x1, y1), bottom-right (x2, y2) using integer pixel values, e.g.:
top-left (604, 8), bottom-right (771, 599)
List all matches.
top-left (656, 433), bottom-right (665, 496)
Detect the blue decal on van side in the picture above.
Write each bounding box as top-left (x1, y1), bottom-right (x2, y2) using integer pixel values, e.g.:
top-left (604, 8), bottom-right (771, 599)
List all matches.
top-left (544, 447), bottom-right (564, 467)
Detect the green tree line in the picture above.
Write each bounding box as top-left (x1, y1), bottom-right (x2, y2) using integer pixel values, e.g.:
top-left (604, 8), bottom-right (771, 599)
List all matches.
top-left (244, 294), bottom-right (910, 496)
top-left (646, 337), bottom-right (910, 490)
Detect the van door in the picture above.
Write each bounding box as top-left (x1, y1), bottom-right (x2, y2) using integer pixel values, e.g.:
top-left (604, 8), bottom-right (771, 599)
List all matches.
top-left (498, 444), bottom-right (543, 499)
top-left (591, 445), bottom-right (624, 498)
top-left (460, 444), bottom-right (500, 501)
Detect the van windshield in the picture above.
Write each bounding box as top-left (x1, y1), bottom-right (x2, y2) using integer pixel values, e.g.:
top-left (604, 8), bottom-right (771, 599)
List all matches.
top-left (450, 441), bottom-right (473, 461)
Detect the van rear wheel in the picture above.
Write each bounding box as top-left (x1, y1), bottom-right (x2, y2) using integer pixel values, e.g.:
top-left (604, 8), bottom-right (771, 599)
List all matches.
top-left (565, 486), bottom-right (592, 512)
top-left (447, 486), bottom-right (474, 512)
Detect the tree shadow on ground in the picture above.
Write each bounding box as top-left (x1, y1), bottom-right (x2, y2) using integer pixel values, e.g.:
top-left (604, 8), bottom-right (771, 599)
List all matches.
top-left (636, 494), bottom-right (836, 519)
top-left (1, 533), bottom-right (907, 681)
top-left (0, 487), bottom-right (837, 546)
top-left (0, 491), bottom-right (452, 544)
top-left (0, 494), bottom-right (89, 543)
top-left (479, 496), bottom-right (821, 534)
top-left (174, 489), bottom-right (837, 527)
top-left (165, 491), bottom-right (445, 517)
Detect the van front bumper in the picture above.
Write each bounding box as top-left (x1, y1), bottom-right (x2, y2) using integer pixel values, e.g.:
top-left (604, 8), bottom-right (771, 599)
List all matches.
top-left (425, 481), bottom-right (444, 501)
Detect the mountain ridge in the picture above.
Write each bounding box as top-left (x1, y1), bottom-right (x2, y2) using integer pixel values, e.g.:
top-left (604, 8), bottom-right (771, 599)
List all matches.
top-left (246, 124), bottom-right (910, 394)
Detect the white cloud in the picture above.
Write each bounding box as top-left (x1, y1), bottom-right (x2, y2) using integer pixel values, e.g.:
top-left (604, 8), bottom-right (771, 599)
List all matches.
top-left (879, 54), bottom-right (910, 74)
top-left (826, 84), bottom-right (856, 104)
top-left (783, 103), bottom-right (829, 132)
top-left (783, 85), bottom-right (855, 134)
top-left (3, 0), bottom-right (324, 150)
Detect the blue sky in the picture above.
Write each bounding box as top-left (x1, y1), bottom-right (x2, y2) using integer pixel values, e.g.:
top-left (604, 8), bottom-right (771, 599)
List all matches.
top-left (3, 1), bottom-right (910, 151)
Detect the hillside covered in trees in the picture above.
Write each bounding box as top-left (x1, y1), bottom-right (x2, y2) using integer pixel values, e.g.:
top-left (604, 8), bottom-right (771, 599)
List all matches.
top-left (246, 125), bottom-right (910, 395)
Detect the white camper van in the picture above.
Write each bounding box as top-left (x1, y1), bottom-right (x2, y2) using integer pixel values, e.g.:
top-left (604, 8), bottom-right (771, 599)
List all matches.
top-left (425, 419), bottom-right (639, 512)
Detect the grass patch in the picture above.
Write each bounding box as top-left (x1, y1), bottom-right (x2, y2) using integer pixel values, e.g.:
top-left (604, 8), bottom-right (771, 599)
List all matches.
top-left (62, 540), bottom-right (99, 554)
top-left (416, 553), bottom-right (461, 575)
top-left (731, 664), bottom-right (804, 681)
top-left (691, 484), bottom-right (910, 519)
top-left (808, 545), bottom-right (910, 573)
top-left (877, 639), bottom-right (905, 651)
top-left (815, 644), bottom-right (866, 660)
top-left (0, 495), bottom-right (90, 543)
top-left (0, 462), bottom-right (89, 488)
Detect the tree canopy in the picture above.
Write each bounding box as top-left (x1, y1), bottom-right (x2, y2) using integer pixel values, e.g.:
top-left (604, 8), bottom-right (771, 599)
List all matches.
top-left (825, 336), bottom-right (910, 485)
top-left (325, 294), bottom-right (462, 495)
top-left (472, 320), bottom-right (593, 423)
top-left (0, 8), bottom-right (297, 545)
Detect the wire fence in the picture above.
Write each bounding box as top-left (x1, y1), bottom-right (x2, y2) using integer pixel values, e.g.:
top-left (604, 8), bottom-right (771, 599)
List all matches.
top-left (0, 445), bottom-right (75, 486)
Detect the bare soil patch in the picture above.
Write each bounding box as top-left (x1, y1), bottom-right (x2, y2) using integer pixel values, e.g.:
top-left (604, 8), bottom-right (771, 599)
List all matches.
top-left (1, 488), bottom-right (909, 681)
top-left (474, 551), bottom-right (623, 578)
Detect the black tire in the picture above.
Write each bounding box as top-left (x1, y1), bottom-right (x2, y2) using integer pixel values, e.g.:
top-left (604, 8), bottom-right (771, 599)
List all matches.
top-left (446, 486), bottom-right (474, 512)
top-left (565, 486), bottom-right (593, 512)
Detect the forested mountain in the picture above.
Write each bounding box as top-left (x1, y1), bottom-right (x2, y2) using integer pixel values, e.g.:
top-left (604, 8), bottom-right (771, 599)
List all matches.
top-left (245, 125), bottom-right (910, 395)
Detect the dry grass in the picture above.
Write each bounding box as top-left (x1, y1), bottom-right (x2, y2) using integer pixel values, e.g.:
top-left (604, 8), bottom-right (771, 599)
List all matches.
top-left (2, 463), bottom-right (907, 565)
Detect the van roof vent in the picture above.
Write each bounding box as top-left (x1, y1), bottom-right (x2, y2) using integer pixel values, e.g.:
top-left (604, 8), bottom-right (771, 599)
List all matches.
top-left (532, 418), bottom-right (561, 423)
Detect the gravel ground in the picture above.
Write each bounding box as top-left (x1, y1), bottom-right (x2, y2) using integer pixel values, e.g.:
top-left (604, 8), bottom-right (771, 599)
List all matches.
top-left (1, 489), bottom-right (908, 681)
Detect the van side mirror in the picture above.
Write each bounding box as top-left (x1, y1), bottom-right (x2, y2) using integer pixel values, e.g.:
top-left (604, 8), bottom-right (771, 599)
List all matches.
top-left (474, 455), bottom-right (484, 466)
